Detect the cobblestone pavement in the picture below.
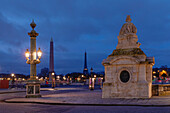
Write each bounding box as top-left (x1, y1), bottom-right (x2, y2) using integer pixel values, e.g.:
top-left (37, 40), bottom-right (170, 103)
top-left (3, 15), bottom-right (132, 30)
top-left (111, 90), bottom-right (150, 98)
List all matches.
top-left (1, 88), bottom-right (170, 113)
top-left (4, 88), bottom-right (170, 106)
top-left (1, 103), bottom-right (170, 113)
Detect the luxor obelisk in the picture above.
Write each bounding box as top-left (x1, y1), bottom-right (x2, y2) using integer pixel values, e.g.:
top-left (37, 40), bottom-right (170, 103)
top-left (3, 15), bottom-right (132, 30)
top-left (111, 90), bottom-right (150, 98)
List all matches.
top-left (49, 38), bottom-right (55, 87)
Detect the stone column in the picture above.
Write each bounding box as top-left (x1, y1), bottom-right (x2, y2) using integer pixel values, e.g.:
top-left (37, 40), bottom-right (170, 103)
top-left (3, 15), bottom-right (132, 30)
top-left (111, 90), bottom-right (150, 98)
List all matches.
top-left (30, 37), bottom-right (36, 79)
top-left (26, 20), bottom-right (41, 98)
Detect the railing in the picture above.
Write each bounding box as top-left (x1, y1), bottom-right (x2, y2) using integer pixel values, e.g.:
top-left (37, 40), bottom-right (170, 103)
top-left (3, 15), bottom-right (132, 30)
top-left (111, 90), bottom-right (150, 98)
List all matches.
top-left (152, 84), bottom-right (170, 96)
top-left (152, 80), bottom-right (170, 84)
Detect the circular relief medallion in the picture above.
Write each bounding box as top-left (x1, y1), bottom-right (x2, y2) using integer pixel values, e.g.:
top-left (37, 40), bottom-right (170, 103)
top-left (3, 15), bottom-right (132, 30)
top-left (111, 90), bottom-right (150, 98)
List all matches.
top-left (120, 70), bottom-right (130, 83)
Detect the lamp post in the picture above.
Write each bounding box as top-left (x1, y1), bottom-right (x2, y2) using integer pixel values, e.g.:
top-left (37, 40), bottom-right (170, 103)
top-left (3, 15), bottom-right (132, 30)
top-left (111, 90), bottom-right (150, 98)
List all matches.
top-left (11, 73), bottom-right (15, 88)
top-left (57, 75), bottom-right (60, 86)
top-left (25, 20), bottom-right (42, 98)
top-left (89, 67), bottom-right (94, 90)
top-left (52, 72), bottom-right (55, 88)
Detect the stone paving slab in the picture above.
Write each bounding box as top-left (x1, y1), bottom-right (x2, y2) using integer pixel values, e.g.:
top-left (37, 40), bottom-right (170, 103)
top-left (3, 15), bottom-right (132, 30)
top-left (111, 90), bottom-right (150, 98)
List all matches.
top-left (4, 89), bottom-right (170, 106)
top-left (0, 89), bottom-right (26, 94)
top-left (0, 87), bottom-right (85, 94)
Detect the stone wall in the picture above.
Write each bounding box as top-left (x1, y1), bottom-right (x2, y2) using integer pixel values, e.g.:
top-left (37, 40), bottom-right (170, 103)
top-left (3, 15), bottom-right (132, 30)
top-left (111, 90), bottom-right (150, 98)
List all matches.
top-left (102, 56), bottom-right (153, 98)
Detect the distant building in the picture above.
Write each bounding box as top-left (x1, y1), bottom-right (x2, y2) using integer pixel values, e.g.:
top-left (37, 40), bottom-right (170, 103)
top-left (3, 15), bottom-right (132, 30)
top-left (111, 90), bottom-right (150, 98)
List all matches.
top-left (65, 71), bottom-right (105, 83)
top-left (38, 67), bottom-right (49, 79)
top-left (153, 65), bottom-right (170, 79)
top-left (65, 72), bottom-right (83, 82)
top-left (0, 73), bottom-right (28, 81)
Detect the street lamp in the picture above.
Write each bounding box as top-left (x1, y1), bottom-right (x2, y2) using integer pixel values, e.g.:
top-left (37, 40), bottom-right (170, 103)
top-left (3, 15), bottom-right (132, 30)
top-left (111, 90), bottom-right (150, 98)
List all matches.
top-left (11, 73), bottom-right (14, 77)
top-left (89, 67), bottom-right (94, 90)
top-left (52, 72), bottom-right (55, 76)
top-left (11, 73), bottom-right (15, 88)
top-left (51, 72), bottom-right (55, 88)
top-left (25, 20), bottom-right (42, 98)
top-left (37, 48), bottom-right (42, 59)
top-left (25, 49), bottom-right (30, 59)
top-left (57, 76), bottom-right (60, 80)
top-left (56, 75), bottom-right (60, 86)
top-left (25, 48), bottom-right (42, 64)
top-left (63, 76), bottom-right (66, 80)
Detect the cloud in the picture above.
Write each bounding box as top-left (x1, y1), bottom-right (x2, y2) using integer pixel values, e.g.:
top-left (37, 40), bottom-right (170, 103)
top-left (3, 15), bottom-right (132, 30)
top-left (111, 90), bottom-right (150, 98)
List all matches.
top-left (0, 0), bottom-right (170, 74)
top-left (55, 45), bottom-right (69, 52)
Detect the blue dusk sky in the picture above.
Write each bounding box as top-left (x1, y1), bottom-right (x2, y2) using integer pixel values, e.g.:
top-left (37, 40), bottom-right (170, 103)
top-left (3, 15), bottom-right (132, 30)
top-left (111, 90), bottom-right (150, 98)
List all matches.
top-left (0, 0), bottom-right (170, 75)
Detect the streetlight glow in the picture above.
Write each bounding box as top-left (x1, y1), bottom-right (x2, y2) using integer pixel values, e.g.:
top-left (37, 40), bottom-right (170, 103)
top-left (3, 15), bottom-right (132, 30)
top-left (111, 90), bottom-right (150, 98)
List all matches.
top-left (33, 52), bottom-right (37, 60)
top-left (11, 73), bottom-right (14, 77)
top-left (63, 76), bottom-right (66, 80)
top-left (25, 49), bottom-right (30, 59)
top-left (37, 47), bottom-right (42, 59)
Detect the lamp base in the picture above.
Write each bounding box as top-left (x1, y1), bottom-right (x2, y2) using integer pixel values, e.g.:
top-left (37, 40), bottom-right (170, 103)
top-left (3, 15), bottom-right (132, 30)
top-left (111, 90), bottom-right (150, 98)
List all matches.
top-left (26, 94), bottom-right (41, 98)
top-left (26, 79), bottom-right (41, 98)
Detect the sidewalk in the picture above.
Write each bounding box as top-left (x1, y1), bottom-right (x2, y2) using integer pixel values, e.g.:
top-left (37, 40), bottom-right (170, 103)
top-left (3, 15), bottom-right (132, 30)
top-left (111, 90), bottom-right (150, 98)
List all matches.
top-left (0, 87), bottom-right (88, 94)
top-left (0, 88), bottom-right (59, 94)
top-left (0, 88), bottom-right (25, 94)
top-left (4, 88), bottom-right (170, 106)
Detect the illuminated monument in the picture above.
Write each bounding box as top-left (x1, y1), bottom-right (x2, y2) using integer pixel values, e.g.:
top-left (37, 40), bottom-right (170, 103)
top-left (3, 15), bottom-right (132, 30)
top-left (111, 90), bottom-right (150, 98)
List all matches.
top-left (49, 38), bottom-right (55, 87)
top-left (102, 16), bottom-right (155, 98)
top-left (83, 51), bottom-right (88, 76)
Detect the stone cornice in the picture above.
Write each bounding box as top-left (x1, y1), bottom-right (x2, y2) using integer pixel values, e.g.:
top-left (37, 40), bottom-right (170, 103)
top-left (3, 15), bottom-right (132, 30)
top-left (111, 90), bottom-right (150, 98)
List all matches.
top-left (109, 48), bottom-right (146, 57)
top-left (28, 30), bottom-right (39, 37)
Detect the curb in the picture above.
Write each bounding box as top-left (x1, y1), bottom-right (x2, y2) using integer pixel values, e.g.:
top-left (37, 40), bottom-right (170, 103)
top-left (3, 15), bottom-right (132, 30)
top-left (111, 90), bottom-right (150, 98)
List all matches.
top-left (0, 89), bottom-right (52, 94)
top-left (0, 90), bottom-right (25, 94)
top-left (4, 100), bottom-right (170, 107)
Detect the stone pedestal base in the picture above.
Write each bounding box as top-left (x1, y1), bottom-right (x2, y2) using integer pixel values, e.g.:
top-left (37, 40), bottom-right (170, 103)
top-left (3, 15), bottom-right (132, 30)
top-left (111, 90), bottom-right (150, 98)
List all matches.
top-left (26, 79), bottom-right (41, 98)
top-left (102, 82), bottom-right (152, 98)
top-left (102, 52), bottom-right (154, 99)
top-left (102, 82), bottom-right (112, 98)
top-left (138, 82), bottom-right (152, 98)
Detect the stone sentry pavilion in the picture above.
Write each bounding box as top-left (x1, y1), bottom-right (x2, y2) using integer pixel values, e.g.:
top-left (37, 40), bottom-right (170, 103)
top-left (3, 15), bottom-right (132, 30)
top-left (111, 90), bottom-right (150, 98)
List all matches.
top-left (102, 16), bottom-right (155, 98)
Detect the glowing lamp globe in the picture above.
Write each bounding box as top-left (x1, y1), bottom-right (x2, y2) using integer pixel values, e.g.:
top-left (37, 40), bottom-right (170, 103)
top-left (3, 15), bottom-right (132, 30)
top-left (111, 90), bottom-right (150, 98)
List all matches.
top-left (25, 49), bottom-right (30, 58)
top-left (11, 73), bottom-right (14, 77)
top-left (37, 48), bottom-right (42, 58)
